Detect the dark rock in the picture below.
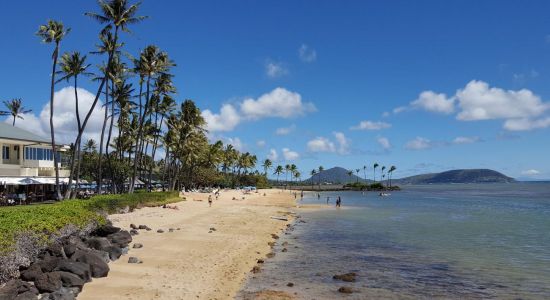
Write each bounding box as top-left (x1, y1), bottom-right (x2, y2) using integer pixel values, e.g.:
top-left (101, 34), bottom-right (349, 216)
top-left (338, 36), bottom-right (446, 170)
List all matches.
top-left (271, 234), bottom-right (279, 239)
top-left (85, 237), bottom-right (112, 252)
top-left (176, 228), bottom-right (181, 230)
top-left (157, 229), bottom-right (164, 233)
top-left (87, 249), bottom-right (110, 264)
top-left (130, 224), bottom-right (138, 230)
top-left (128, 257), bottom-right (142, 264)
top-left (20, 263), bottom-right (43, 281)
top-left (282, 242), bottom-right (288, 246)
top-left (266, 252), bottom-right (275, 258)
top-left (168, 228), bottom-right (174, 232)
top-left (138, 225), bottom-right (148, 230)
top-left (282, 248), bottom-right (288, 252)
top-left (71, 250), bottom-right (109, 278)
top-left (35, 257), bottom-right (63, 273)
top-left (333, 272), bottom-right (357, 282)
top-left (56, 260), bottom-right (91, 282)
top-left (14, 291), bottom-right (38, 300)
top-left (55, 271), bottom-right (85, 288)
top-left (208, 231), bottom-right (212, 233)
top-left (251, 266), bottom-right (261, 273)
top-left (257, 259), bottom-right (264, 264)
top-left (209, 227), bottom-right (216, 231)
top-left (44, 287), bottom-right (77, 300)
top-left (105, 246), bottom-right (123, 260)
top-left (133, 243), bottom-right (143, 249)
top-left (35, 272), bottom-right (62, 293)
top-left (107, 231), bottom-right (132, 247)
top-left (145, 227), bottom-right (152, 231)
top-left (286, 282), bottom-right (294, 287)
top-left (0, 279), bottom-right (38, 300)
top-left (338, 286), bottom-right (353, 294)
top-left (62, 236), bottom-right (87, 258)
top-left (93, 224), bottom-right (121, 237)
top-left (268, 242), bottom-right (275, 247)
top-left (129, 229), bottom-right (139, 236)
top-left (47, 243), bottom-right (67, 258)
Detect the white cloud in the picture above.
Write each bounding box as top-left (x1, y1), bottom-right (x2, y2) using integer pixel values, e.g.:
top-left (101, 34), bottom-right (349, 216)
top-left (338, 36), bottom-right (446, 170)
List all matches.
top-left (521, 169), bottom-right (540, 176)
top-left (225, 137), bottom-right (244, 151)
top-left (350, 120), bottom-right (391, 130)
top-left (306, 132), bottom-right (350, 155)
top-left (456, 80), bottom-right (549, 121)
top-left (240, 87), bottom-right (316, 120)
top-left (265, 61), bottom-right (288, 78)
top-left (393, 106), bottom-right (407, 114)
top-left (256, 140), bottom-right (266, 148)
top-left (307, 137), bottom-right (336, 153)
top-left (452, 136), bottom-right (480, 144)
top-left (7, 86), bottom-right (106, 144)
top-left (503, 117), bottom-right (550, 131)
top-left (282, 148), bottom-right (299, 161)
top-left (405, 137), bottom-right (433, 150)
top-left (203, 87), bottom-right (315, 132)
top-left (267, 148), bottom-right (278, 161)
top-left (275, 124), bottom-right (296, 135)
top-left (298, 44), bottom-right (317, 62)
top-left (377, 136), bottom-right (391, 150)
top-left (333, 132), bottom-right (350, 154)
top-left (411, 91), bottom-right (455, 114)
top-left (202, 104), bottom-right (241, 132)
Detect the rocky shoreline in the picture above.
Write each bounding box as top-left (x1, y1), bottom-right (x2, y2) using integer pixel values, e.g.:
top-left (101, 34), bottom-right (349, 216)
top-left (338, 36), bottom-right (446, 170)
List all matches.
top-left (0, 223), bottom-right (140, 300)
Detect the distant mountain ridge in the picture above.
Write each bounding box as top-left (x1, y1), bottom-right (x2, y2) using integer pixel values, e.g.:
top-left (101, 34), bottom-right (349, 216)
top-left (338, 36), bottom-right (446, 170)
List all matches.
top-left (302, 167), bottom-right (515, 185)
top-left (393, 169), bottom-right (515, 184)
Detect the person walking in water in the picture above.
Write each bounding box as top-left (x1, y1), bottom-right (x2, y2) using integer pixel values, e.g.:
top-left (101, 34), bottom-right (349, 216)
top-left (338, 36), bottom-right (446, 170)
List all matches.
top-left (300, 190), bottom-right (304, 199)
top-left (317, 193), bottom-right (320, 200)
top-left (336, 196), bottom-right (342, 207)
top-left (208, 195), bottom-right (213, 207)
top-left (326, 196), bottom-right (330, 205)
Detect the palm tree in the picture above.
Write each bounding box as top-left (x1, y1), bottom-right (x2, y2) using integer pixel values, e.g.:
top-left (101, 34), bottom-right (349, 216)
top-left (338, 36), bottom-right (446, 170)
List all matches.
top-left (388, 165), bottom-right (396, 187)
top-left (1, 99), bottom-right (32, 126)
top-left (355, 168), bottom-right (360, 183)
top-left (381, 166), bottom-right (386, 186)
top-left (373, 163), bottom-right (379, 183)
top-left (363, 165), bottom-right (367, 182)
top-left (83, 139), bottom-right (97, 153)
top-left (284, 164), bottom-right (291, 189)
top-left (318, 165), bottom-right (324, 190)
top-left (274, 165), bottom-right (283, 187)
top-left (310, 169), bottom-right (316, 190)
top-left (37, 20), bottom-right (70, 200)
top-left (289, 164), bottom-right (298, 191)
top-left (347, 170), bottom-right (353, 183)
top-left (262, 159), bottom-right (272, 176)
top-left (56, 51), bottom-right (92, 197)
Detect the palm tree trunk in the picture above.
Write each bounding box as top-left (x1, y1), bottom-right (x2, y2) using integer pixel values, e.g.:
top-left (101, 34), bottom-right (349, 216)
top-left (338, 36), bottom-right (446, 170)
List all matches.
top-left (97, 77), bottom-right (109, 194)
top-left (105, 79), bottom-right (116, 193)
top-left (130, 76), bottom-right (151, 193)
top-left (49, 42), bottom-right (62, 200)
top-left (65, 76), bottom-right (83, 199)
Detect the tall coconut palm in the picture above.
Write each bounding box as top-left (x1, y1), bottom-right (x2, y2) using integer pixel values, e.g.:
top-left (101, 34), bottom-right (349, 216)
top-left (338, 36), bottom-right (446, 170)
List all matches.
top-left (289, 164), bottom-right (297, 191)
top-left (37, 20), bottom-right (70, 200)
top-left (262, 159), bottom-right (272, 176)
top-left (318, 166), bottom-right (324, 190)
top-left (388, 165), bottom-right (396, 187)
top-left (83, 139), bottom-right (97, 153)
top-left (56, 51), bottom-right (92, 197)
top-left (347, 170), bottom-right (353, 183)
top-left (284, 164), bottom-right (291, 188)
top-left (1, 99), bottom-right (32, 126)
top-left (355, 168), bottom-right (360, 183)
top-left (310, 169), bottom-right (316, 190)
top-left (363, 165), bottom-right (367, 182)
top-left (274, 165), bottom-right (283, 187)
top-left (373, 163), bottom-right (379, 183)
top-left (381, 166), bottom-right (386, 186)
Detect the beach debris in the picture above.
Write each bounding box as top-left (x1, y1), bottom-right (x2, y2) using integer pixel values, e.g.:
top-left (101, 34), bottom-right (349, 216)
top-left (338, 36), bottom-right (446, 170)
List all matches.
top-left (257, 259), bottom-right (264, 264)
top-left (129, 229), bottom-right (139, 236)
top-left (133, 243), bottom-right (143, 249)
top-left (130, 224), bottom-right (138, 230)
top-left (251, 266), bottom-right (261, 273)
top-left (271, 234), bottom-right (279, 239)
top-left (338, 286), bottom-right (353, 294)
top-left (128, 257), bottom-right (142, 264)
top-left (270, 216), bottom-right (288, 221)
top-left (286, 282), bottom-right (294, 287)
top-left (282, 248), bottom-right (288, 252)
top-left (169, 228), bottom-right (174, 232)
top-left (157, 229), bottom-right (164, 233)
top-left (333, 272), bottom-right (357, 282)
top-left (176, 228), bottom-right (181, 230)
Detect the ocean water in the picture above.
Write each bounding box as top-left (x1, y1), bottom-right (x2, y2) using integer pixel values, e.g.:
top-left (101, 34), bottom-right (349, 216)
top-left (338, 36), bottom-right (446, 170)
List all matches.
top-left (237, 183), bottom-right (550, 299)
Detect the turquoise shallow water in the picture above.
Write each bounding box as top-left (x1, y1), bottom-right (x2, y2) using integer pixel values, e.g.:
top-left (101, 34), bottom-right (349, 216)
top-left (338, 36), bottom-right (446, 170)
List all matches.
top-left (238, 183), bottom-right (550, 299)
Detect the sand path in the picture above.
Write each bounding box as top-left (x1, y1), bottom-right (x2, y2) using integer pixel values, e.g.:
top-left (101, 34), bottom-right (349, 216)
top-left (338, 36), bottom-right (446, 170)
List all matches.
top-left (78, 189), bottom-right (295, 300)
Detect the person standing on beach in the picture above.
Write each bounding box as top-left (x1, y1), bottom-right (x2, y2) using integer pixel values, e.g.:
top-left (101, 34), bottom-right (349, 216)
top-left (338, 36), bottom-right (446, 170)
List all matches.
top-left (326, 196), bottom-right (330, 205)
top-left (317, 193), bottom-right (320, 200)
top-left (336, 196), bottom-right (342, 207)
top-left (300, 190), bottom-right (304, 199)
top-left (208, 195), bottom-right (213, 207)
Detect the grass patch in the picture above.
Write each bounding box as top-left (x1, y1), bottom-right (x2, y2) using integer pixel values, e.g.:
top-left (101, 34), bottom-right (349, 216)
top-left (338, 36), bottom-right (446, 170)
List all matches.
top-left (0, 191), bottom-right (180, 254)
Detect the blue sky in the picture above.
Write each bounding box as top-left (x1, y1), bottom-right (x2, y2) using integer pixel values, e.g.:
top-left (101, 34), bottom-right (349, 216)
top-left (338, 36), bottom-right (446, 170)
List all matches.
top-left (1, 0), bottom-right (550, 179)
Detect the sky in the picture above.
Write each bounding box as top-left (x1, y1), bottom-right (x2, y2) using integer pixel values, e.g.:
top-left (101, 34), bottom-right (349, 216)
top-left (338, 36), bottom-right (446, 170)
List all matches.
top-left (1, 0), bottom-right (550, 180)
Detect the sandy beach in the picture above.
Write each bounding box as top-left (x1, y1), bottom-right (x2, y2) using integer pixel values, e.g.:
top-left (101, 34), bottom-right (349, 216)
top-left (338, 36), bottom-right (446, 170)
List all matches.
top-left (77, 189), bottom-right (296, 300)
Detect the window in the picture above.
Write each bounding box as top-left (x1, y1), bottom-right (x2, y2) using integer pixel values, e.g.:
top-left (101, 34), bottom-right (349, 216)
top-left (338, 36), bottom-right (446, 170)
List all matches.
top-left (2, 146), bottom-right (9, 160)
